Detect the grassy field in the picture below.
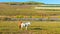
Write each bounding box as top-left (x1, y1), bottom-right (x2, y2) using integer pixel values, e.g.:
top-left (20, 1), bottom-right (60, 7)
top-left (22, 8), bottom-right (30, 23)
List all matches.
top-left (0, 2), bottom-right (60, 34)
top-left (0, 21), bottom-right (60, 34)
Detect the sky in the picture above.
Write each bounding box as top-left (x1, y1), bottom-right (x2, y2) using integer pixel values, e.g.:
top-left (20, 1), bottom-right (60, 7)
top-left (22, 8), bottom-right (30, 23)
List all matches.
top-left (0, 0), bottom-right (60, 4)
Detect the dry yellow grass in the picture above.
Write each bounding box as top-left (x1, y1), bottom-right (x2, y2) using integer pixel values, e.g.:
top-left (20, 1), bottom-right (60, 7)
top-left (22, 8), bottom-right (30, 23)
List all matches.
top-left (0, 21), bottom-right (60, 34)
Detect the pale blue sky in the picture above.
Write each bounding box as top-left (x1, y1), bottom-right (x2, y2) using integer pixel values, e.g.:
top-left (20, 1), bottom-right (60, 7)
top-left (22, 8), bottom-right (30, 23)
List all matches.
top-left (0, 0), bottom-right (60, 4)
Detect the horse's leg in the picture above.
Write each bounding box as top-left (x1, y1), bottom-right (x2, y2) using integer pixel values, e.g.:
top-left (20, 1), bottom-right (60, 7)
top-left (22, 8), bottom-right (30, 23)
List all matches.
top-left (21, 25), bottom-right (23, 30)
top-left (19, 25), bottom-right (21, 29)
top-left (26, 26), bottom-right (28, 30)
top-left (21, 27), bottom-right (22, 30)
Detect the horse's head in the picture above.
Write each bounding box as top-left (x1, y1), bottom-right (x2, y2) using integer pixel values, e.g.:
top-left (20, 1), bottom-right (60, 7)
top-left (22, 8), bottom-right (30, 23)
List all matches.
top-left (26, 22), bottom-right (31, 25)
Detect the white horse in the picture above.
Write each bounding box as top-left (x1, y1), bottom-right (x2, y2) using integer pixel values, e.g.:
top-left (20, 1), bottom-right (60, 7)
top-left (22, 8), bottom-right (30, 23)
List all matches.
top-left (21, 22), bottom-right (31, 30)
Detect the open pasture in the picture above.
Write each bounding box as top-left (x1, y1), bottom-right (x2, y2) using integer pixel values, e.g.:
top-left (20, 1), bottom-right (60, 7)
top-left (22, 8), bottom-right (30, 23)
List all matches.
top-left (0, 21), bottom-right (60, 34)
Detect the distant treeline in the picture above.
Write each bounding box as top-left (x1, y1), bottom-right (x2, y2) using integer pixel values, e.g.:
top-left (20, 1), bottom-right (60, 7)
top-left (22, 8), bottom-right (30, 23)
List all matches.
top-left (4, 2), bottom-right (44, 5)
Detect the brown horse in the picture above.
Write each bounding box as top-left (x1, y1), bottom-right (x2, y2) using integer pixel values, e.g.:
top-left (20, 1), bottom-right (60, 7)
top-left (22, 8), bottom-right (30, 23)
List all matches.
top-left (18, 21), bottom-right (22, 29)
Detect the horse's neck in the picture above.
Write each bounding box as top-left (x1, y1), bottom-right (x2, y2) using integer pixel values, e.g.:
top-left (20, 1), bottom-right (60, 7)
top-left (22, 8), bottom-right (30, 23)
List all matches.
top-left (21, 23), bottom-right (24, 24)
